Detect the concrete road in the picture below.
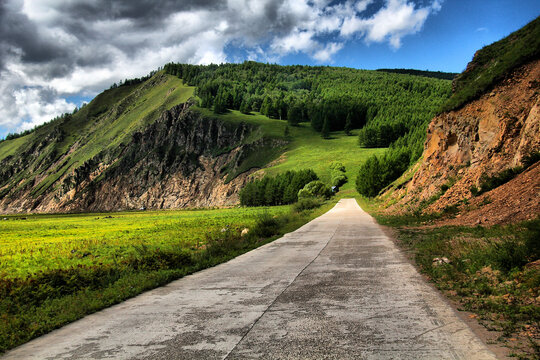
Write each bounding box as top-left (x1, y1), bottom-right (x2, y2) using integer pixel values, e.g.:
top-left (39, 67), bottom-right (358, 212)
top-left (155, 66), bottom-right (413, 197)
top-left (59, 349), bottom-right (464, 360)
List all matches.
top-left (3, 199), bottom-right (497, 359)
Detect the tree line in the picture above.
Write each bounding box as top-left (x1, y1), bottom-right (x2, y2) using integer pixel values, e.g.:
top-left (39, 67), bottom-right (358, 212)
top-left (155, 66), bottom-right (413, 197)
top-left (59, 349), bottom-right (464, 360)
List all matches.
top-left (239, 169), bottom-right (318, 206)
top-left (163, 61), bottom-right (452, 198)
top-left (163, 61), bottom-right (451, 136)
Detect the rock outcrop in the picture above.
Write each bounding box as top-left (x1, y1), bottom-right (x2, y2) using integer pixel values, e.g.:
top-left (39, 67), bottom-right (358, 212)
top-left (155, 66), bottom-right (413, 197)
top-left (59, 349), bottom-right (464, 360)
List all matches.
top-left (0, 103), bottom-right (284, 213)
top-left (385, 59), bottom-right (540, 224)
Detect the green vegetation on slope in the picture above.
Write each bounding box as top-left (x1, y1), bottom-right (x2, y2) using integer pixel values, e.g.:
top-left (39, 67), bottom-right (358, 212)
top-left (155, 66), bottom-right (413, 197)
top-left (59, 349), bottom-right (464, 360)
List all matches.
top-left (165, 61), bottom-right (451, 135)
top-left (195, 108), bottom-right (387, 192)
top-left (358, 196), bottom-right (540, 358)
top-left (0, 73), bottom-right (194, 200)
top-left (0, 135), bottom-right (28, 163)
top-left (442, 16), bottom-right (540, 112)
top-left (376, 68), bottom-right (457, 80)
top-left (0, 201), bottom-right (334, 353)
top-left (260, 127), bottom-right (386, 194)
top-left (0, 82), bottom-right (140, 154)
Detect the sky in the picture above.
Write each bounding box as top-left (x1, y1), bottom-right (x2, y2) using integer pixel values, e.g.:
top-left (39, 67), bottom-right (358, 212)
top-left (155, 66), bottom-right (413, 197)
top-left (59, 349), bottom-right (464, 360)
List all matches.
top-left (0, 0), bottom-right (538, 138)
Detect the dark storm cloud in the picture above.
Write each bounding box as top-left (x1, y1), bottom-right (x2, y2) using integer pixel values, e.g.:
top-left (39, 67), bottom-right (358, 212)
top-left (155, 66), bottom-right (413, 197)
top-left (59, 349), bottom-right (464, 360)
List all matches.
top-left (56, 0), bottom-right (224, 25)
top-left (0, 0), bottom-right (442, 135)
top-left (0, 0), bottom-right (224, 72)
top-left (0, 2), bottom-right (66, 68)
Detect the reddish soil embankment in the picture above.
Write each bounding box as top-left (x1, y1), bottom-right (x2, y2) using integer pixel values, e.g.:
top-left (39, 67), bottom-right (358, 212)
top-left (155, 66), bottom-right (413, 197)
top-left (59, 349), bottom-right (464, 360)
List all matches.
top-left (384, 59), bottom-right (540, 225)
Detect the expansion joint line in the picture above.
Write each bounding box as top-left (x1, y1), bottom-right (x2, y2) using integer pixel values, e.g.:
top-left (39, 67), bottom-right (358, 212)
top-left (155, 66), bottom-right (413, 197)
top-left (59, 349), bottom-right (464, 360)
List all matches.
top-left (223, 217), bottom-right (342, 359)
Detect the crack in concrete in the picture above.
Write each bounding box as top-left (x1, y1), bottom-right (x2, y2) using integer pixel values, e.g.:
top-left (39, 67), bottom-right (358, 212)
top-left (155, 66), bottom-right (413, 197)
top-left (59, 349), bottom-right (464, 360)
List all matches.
top-left (222, 219), bottom-right (342, 360)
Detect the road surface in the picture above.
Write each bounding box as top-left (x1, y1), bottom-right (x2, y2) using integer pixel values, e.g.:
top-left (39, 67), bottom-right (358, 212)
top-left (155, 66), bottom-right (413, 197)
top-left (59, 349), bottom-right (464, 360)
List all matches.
top-left (2, 199), bottom-right (496, 359)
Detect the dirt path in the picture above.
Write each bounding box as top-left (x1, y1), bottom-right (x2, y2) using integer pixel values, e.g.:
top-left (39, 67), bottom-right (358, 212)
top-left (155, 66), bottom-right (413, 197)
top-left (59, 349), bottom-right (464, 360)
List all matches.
top-left (2, 199), bottom-right (497, 359)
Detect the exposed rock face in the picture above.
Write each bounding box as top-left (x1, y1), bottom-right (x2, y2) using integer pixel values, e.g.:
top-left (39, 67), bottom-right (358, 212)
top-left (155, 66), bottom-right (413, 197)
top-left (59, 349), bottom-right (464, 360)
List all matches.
top-left (387, 59), bottom-right (540, 224)
top-left (0, 104), bottom-right (283, 213)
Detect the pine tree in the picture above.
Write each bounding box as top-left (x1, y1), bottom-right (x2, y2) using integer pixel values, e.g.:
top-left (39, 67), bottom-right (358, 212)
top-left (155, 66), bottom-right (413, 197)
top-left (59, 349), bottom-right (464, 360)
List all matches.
top-left (344, 113), bottom-right (353, 136)
top-left (321, 117), bottom-right (330, 139)
top-left (260, 96), bottom-right (271, 116)
top-left (287, 104), bottom-right (301, 126)
top-left (239, 99), bottom-right (250, 114)
top-left (213, 91), bottom-right (227, 114)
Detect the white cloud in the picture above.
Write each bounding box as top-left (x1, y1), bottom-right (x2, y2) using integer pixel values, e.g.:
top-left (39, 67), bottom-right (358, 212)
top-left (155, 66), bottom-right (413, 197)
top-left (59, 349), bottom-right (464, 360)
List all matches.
top-left (0, 0), bottom-right (444, 136)
top-left (313, 42), bottom-right (344, 62)
top-left (271, 30), bottom-right (317, 54)
top-left (4, 83), bottom-right (76, 132)
top-left (341, 0), bottom-right (441, 49)
top-left (356, 0), bottom-right (373, 12)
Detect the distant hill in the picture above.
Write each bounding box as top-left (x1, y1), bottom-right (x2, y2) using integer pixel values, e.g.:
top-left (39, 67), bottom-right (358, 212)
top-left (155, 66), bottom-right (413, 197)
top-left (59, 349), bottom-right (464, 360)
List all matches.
top-left (376, 68), bottom-right (457, 80)
top-left (442, 15), bottom-right (540, 112)
top-left (0, 63), bottom-right (451, 213)
top-left (378, 16), bottom-right (540, 225)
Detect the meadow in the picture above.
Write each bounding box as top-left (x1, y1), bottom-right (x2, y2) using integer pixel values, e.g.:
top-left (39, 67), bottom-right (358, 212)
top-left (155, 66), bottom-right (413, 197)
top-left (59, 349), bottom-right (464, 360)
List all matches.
top-left (196, 107), bottom-right (387, 195)
top-left (0, 202), bottom-right (333, 353)
top-left (0, 206), bottom-right (288, 279)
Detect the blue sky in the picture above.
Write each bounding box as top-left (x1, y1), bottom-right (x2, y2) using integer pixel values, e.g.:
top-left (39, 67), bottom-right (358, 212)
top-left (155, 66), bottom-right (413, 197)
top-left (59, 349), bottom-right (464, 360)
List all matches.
top-left (0, 0), bottom-right (538, 139)
top-left (276, 0), bottom-right (540, 72)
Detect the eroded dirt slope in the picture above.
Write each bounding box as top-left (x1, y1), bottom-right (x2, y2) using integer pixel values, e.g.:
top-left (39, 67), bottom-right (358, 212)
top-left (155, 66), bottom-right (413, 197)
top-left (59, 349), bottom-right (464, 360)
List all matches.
top-left (385, 59), bottom-right (540, 224)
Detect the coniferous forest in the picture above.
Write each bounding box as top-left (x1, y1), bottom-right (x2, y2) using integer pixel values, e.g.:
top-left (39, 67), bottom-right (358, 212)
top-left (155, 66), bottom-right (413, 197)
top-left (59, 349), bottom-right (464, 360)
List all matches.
top-left (164, 62), bottom-right (452, 196)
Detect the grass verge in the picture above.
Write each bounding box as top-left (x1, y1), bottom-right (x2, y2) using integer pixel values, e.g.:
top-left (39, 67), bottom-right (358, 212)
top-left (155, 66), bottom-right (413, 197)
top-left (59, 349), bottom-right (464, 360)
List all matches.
top-left (0, 201), bottom-right (333, 354)
top-left (359, 196), bottom-right (540, 359)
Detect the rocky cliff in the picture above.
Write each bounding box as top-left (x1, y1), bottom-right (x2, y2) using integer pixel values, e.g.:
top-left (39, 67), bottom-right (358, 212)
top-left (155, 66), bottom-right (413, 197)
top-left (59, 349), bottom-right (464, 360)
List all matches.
top-left (385, 59), bottom-right (540, 225)
top-left (0, 103), bottom-right (284, 213)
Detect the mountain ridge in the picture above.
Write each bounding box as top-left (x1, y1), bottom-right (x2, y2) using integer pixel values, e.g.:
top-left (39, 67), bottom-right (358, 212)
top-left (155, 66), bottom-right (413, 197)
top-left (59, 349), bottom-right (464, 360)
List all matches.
top-left (379, 31), bottom-right (540, 225)
top-left (0, 64), bottom-right (451, 214)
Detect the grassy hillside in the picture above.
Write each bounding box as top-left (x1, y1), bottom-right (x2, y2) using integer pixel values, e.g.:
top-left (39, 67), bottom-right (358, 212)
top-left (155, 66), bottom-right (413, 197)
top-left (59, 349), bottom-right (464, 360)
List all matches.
top-left (195, 108), bottom-right (386, 194)
top-left (442, 16), bottom-right (540, 112)
top-left (0, 83), bottom-right (140, 162)
top-left (260, 127), bottom-right (385, 194)
top-left (1, 63), bottom-right (452, 212)
top-left (0, 73), bottom-right (194, 200)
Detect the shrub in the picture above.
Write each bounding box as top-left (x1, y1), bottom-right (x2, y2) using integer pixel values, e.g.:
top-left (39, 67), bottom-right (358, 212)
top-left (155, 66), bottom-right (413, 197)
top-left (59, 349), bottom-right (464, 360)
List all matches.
top-left (329, 162), bottom-right (345, 172)
top-left (522, 150), bottom-right (540, 168)
top-left (356, 147), bottom-right (411, 197)
top-left (491, 238), bottom-right (528, 272)
top-left (292, 198), bottom-right (323, 212)
top-left (331, 173), bottom-right (348, 187)
top-left (358, 122), bottom-right (408, 148)
top-left (329, 162), bottom-right (347, 188)
top-left (524, 219), bottom-right (540, 261)
top-left (471, 153), bottom-right (540, 197)
top-left (252, 212), bottom-right (280, 238)
top-left (239, 169), bottom-right (318, 206)
top-left (298, 181), bottom-right (332, 200)
top-left (472, 167), bottom-right (522, 196)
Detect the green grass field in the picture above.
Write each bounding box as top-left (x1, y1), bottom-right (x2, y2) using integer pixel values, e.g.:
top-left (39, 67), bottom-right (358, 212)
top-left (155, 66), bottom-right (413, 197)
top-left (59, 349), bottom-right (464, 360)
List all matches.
top-left (196, 108), bottom-right (386, 195)
top-left (0, 206), bottom-right (288, 279)
top-left (0, 202), bottom-right (335, 353)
